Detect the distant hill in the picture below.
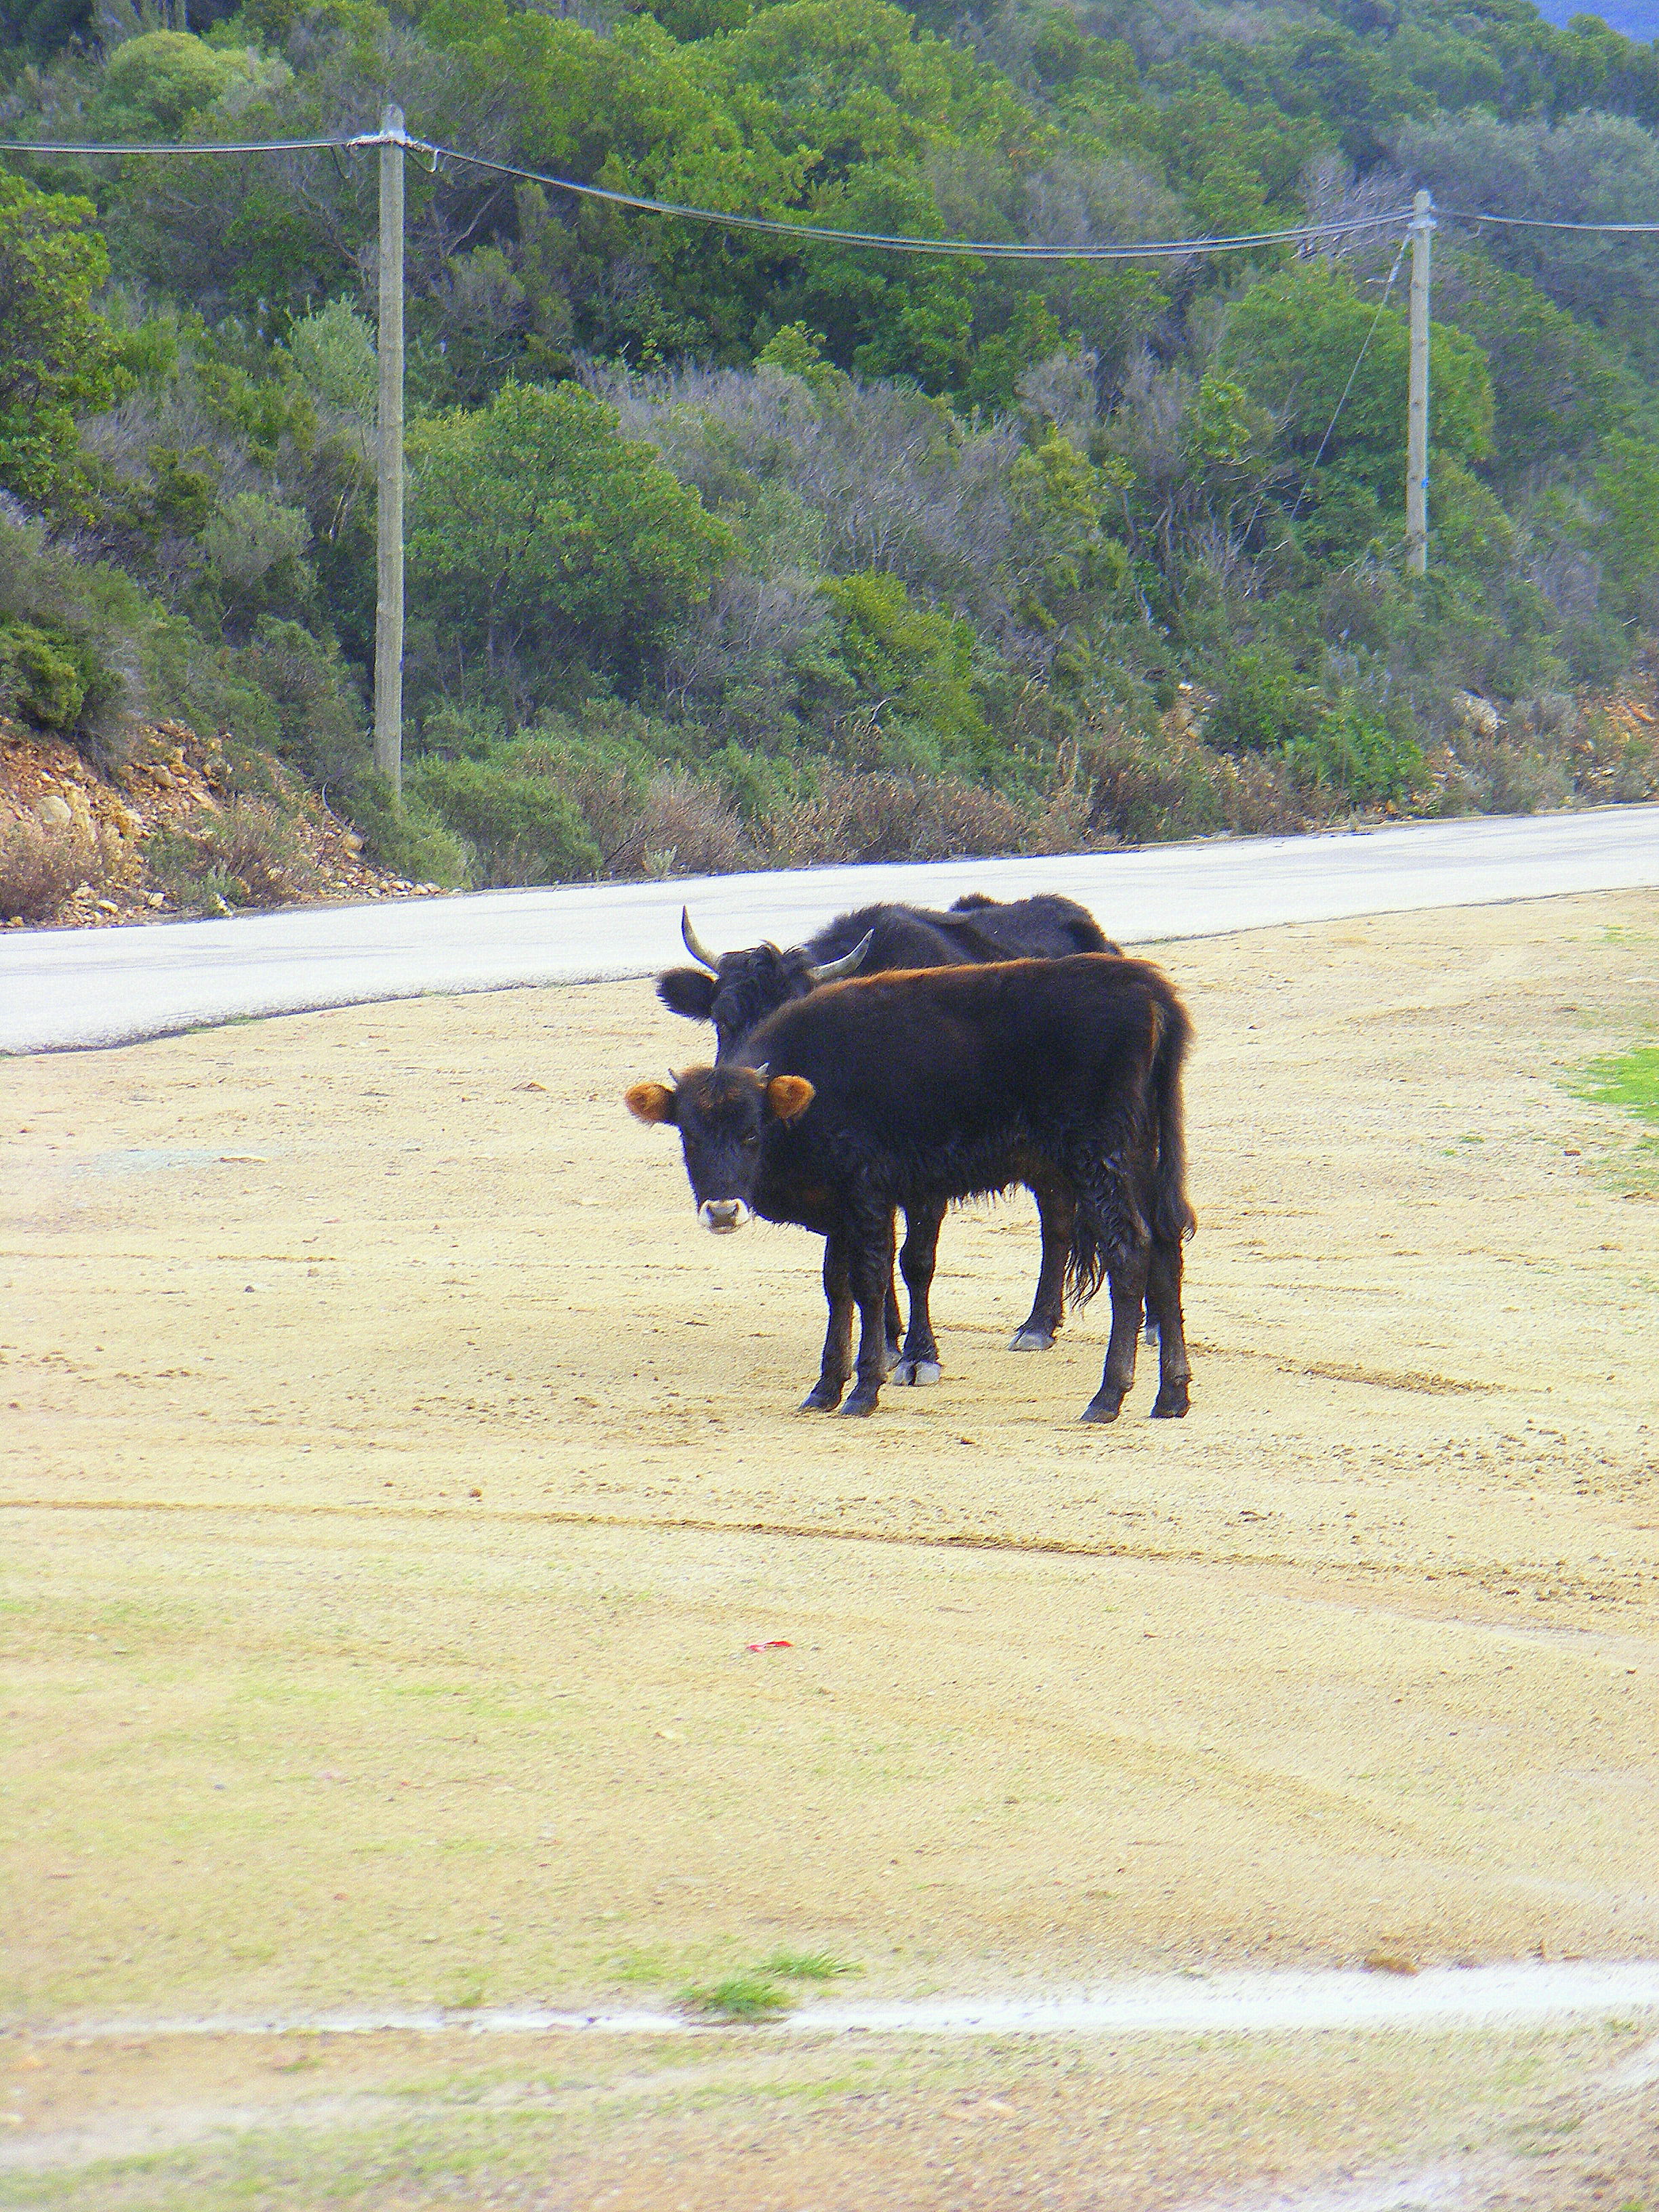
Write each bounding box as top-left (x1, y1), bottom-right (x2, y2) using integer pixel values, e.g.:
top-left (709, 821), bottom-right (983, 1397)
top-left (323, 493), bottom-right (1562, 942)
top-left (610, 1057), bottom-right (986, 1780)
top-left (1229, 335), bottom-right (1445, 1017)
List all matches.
top-left (1533, 0), bottom-right (1659, 35)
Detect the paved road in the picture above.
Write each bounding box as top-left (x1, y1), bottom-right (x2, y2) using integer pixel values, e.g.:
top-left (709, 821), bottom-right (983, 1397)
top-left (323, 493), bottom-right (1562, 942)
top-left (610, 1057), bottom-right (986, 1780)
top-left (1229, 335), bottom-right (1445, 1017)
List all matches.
top-left (4, 802), bottom-right (1658, 1054)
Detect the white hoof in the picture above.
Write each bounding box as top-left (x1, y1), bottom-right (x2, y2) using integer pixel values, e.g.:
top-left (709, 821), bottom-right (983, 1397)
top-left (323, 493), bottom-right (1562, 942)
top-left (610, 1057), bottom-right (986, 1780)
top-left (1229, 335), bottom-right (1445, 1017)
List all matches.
top-left (1008, 1329), bottom-right (1055, 1353)
top-left (893, 1358), bottom-right (943, 1386)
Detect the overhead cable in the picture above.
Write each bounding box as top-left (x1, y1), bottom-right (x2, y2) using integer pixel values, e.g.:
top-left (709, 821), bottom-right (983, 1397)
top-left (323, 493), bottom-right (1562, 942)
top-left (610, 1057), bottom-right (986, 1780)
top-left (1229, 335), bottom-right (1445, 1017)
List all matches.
top-left (1, 134), bottom-right (358, 155)
top-left (0, 128), bottom-right (1414, 260)
top-left (415, 139), bottom-right (1417, 260)
top-left (1440, 206), bottom-right (1659, 235)
top-left (27, 131), bottom-right (1659, 255)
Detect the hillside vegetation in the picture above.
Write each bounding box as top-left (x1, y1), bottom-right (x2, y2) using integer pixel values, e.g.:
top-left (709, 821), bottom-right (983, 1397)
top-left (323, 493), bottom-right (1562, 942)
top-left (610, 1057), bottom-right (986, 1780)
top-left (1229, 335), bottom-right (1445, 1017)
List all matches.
top-left (5, 0), bottom-right (1659, 912)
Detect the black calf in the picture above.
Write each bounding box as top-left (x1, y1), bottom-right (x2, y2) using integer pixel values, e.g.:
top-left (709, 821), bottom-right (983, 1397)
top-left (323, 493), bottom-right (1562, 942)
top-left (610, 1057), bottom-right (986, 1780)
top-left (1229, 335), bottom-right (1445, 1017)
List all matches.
top-left (627, 955), bottom-right (1194, 1425)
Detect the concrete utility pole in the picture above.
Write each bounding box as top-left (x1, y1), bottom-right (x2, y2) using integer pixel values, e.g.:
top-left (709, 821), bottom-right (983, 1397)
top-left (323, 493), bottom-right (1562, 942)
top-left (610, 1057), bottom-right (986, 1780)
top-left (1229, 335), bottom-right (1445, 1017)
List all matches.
top-left (1406, 187), bottom-right (1435, 578)
top-left (374, 103), bottom-right (407, 798)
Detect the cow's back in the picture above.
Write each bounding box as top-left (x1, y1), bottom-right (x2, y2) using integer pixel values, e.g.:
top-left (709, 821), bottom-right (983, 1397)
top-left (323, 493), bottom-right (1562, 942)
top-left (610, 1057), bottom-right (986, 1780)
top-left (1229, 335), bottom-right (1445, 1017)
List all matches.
top-left (945, 893), bottom-right (1115, 959)
top-left (747, 956), bottom-right (1181, 1170)
top-left (804, 903), bottom-right (979, 974)
top-left (804, 895), bottom-right (1114, 980)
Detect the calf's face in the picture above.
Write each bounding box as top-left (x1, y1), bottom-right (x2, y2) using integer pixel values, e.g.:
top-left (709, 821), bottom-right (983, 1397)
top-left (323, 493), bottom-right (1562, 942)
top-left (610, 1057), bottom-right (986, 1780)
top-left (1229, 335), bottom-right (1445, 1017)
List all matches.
top-left (626, 1067), bottom-right (815, 1232)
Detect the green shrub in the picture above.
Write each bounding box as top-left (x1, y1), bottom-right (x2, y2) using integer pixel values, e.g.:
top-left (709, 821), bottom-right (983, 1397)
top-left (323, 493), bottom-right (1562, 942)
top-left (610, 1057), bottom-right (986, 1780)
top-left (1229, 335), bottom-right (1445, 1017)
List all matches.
top-left (1205, 645), bottom-right (1321, 755)
top-left (408, 756), bottom-right (602, 886)
top-left (230, 619), bottom-right (367, 788)
top-left (343, 775), bottom-right (472, 888)
top-left (0, 524), bottom-right (135, 760)
top-left (1074, 718), bottom-right (1310, 845)
top-left (804, 574), bottom-right (994, 778)
top-left (1284, 694), bottom-right (1425, 805)
top-left (0, 621), bottom-right (85, 731)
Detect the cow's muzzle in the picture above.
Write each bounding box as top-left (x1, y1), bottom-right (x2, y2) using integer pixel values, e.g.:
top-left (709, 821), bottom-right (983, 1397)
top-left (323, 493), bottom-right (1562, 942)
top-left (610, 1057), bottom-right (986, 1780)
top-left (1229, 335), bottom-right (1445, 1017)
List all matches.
top-left (700, 1199), bottom-right (752, 1234)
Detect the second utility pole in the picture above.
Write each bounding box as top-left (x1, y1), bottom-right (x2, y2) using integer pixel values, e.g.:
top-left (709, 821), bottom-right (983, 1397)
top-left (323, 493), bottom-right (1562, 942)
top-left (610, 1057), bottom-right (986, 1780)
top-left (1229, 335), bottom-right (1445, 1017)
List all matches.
top-left (375, 102), bottom-right (406, 798)
top-left (1405, 188), bottom-right (1434, 577)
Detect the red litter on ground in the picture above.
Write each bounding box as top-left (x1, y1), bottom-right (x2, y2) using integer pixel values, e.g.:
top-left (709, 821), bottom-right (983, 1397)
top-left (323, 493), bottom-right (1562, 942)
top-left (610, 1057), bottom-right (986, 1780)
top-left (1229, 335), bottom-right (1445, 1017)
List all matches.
top-left (747, 1639), bottom-right (793, 1652)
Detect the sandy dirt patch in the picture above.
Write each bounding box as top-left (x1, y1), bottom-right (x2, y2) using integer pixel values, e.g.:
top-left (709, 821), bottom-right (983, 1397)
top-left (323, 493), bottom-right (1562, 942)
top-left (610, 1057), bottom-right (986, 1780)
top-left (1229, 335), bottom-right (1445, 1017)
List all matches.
top-left (2, 890), bottom-right (1658, 2207)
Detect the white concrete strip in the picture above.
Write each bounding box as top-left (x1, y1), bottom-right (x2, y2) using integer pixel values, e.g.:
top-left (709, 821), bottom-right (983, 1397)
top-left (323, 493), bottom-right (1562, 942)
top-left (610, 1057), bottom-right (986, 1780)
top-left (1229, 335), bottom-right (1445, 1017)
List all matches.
top-left (3, 803), bottom-right (1658, 1054)
top-left (1181, 2173), bottom-right (1465, 2212)
top-left (27, 1960), bottom-right (1659, 2044)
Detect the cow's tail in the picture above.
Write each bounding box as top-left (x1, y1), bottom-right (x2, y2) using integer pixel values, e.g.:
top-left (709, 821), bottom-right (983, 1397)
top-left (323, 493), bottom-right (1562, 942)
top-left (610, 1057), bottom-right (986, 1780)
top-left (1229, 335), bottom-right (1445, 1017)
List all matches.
top-left (1063, 993), bottom-right (1195, 1310)
top-left (1151, 993), bottom-right (1197, 1248)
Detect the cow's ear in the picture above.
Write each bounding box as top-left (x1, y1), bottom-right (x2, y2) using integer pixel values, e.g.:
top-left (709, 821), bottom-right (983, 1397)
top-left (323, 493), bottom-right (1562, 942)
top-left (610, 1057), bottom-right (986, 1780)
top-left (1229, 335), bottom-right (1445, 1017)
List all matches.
top-left (657, 968), bottom-right (718, 1020)
top-left (765, 1074), bottom-right (815, 1123)
top-left (625, 1080), bottom-right (678, 1126)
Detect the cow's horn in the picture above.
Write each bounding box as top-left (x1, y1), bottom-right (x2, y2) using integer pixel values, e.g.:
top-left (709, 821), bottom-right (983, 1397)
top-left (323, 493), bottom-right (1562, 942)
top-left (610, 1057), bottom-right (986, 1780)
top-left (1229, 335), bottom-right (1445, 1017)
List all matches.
top-left (680, 907), bottom-right (721, 973)
top-left (807, 929), bottom-right (874, 984)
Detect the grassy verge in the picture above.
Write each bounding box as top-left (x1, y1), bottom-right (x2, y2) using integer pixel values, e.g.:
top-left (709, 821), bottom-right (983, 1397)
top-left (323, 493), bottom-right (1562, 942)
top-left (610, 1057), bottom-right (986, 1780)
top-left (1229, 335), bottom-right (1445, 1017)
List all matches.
top-left (1573, 1042), bottom-right (1659, 1192)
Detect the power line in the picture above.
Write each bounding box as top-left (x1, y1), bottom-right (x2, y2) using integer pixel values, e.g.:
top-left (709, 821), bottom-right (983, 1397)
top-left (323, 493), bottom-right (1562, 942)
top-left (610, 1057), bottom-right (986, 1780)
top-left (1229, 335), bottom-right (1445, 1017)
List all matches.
top-left (417, 139), bottom-right (1416, 261)
top-left (12, 136), bottom-right (1659, 248)
top-left (3, 134), bottom-right (356, 154)
top-left (1, 127), bottom-right (1414, 260)
top-left (1440, 206), bottom-right (1659, 234)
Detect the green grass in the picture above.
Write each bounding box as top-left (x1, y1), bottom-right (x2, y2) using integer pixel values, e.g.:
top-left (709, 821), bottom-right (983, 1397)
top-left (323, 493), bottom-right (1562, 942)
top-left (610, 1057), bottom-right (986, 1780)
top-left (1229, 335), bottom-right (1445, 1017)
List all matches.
top-left (1577, 1044), bottom-right (1659, 1127)
top-left (761, 1949), bottom-right (861, 1984)
top-left (677, 1950), bottom-right (860, 2021)
top-left (1565, 1043), bottom-right (1659, 1193)
top-left (677, 1971), bottom-right (794, 2022)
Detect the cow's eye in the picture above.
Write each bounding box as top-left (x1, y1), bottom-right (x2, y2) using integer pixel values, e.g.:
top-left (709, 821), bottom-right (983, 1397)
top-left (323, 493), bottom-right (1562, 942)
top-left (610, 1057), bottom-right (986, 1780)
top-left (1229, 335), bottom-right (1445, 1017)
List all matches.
top-left (741, 1134), bottom-right (759, 1149)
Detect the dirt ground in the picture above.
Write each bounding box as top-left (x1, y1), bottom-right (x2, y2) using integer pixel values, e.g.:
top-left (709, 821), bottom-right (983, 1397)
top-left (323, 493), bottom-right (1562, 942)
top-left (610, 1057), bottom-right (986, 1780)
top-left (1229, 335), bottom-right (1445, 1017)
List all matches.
top-left (3, 889), bottom-right (1658, 2210)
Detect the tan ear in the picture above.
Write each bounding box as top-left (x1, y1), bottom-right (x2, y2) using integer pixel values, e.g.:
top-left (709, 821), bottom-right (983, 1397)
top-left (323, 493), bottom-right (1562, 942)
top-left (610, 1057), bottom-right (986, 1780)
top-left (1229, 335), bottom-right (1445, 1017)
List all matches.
top-left (766, 1074), bottom-right (815, 1123)
top-left (625, 1080), bottom-right (677, 1126)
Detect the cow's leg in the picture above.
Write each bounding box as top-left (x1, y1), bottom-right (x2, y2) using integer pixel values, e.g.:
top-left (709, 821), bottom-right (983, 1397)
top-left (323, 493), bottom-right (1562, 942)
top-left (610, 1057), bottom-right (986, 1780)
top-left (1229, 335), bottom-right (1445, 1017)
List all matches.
top-left (892, 1198), bottom-right (944, 1386)
top-left (1081, 1242), bottom-right (1150, 1424)
top-left (1068, 1160), bottom-right (1151, 1424)
top-left (840, 1210), bottom-right (895, 1418)
top-left (884, 1216), bottom-right (904, 1373)
top-left (802, 1231), bottom-right (854, 1412)
top-left (1146, 1237), bottom-right (1191, 1419)
top-left (1009, 1177), bottom-right (1074, 1352)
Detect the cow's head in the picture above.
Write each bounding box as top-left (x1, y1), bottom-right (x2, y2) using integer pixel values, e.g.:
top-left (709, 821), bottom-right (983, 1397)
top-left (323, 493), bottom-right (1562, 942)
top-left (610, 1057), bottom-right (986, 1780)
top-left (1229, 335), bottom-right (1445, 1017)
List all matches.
top-left (625, 1065), bottom-right (815, 1233)
top-left (657, 909), bottom-right (871, 1061)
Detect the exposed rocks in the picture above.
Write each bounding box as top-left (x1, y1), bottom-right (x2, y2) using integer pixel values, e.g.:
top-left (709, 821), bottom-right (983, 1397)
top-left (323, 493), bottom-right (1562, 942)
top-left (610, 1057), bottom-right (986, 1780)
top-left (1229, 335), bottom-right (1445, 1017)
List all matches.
top-left (1, 718), bottom-right (443, 929)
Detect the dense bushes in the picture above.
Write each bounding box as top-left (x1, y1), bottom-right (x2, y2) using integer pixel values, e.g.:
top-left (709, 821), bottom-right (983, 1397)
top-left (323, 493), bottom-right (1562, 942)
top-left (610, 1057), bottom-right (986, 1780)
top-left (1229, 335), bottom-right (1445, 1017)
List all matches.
top-left (7, 0), bottom-right (1659, 903)
top-left (0, 520), bottom-right (135, 760)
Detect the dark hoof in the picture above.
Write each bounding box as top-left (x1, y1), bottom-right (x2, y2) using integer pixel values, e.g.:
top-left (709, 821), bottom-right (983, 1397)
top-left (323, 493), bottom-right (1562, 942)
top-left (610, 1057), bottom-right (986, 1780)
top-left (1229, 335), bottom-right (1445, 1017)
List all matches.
top-left (1008, 1328), bottom-right (1055, 1353)
top-left (892, 1358), bottom-right (942, 1387)
top-left (839, 1389), bottom-right (881, 1417)
top-left (1080, 1393), bottom-right (1125, 1424)
top-left (800, 1384), bottom-right (845, 1412)
top-left (1151, 1383), bottom-right (1190, 1419)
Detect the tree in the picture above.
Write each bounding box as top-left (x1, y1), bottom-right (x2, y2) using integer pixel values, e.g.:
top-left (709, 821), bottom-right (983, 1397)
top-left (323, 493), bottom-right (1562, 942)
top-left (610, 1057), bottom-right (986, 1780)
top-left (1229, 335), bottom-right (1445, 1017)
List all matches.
top-left (1395, 110), bottom-right (1659, 371)
top-left (0, 173), bottom-right (124, 504)
top-left (1216, 259), bottom-right (1493, 522)
top-left (89, 32), bottom-right (245, 140)
top-left (1594, 434), bottom-right (1659, 598)
top-left (407, 380), bottom-right (735, 709)
top-left (1433, 248), bottom-right (1633, 478)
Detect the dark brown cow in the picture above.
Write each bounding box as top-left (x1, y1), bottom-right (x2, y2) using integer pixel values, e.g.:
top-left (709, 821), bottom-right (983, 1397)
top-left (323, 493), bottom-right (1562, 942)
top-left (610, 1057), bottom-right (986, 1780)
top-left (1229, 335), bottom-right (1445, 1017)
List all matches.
top-left (627, 955), bottom-right (1194, 1423)
top-left (657, 893), bottom-right (1121, 1379)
